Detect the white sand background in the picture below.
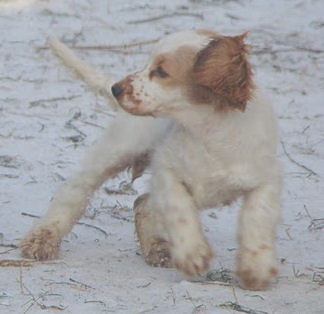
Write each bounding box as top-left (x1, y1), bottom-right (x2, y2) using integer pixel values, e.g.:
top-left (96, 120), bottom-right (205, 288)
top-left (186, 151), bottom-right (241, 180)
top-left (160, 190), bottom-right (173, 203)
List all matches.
top-left (0, 0), bottom-right (323, 313)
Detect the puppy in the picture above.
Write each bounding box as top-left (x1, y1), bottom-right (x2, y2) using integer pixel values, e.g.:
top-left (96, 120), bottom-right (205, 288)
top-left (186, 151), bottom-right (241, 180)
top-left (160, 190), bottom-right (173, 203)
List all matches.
top-left (21, 30), bottom-right (282, 291)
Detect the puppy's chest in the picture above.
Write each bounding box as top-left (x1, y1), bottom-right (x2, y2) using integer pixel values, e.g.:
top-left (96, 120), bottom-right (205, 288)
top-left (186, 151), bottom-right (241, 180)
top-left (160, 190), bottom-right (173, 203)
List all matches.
top-left (180, 155), bottom-right (242, 209)
top-left (164, 137), bottom-right (244, 209)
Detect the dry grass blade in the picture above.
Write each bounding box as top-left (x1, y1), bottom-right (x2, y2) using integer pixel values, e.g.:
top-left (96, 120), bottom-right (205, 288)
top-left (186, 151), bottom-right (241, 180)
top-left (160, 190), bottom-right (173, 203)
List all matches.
top-left (252, 46), bottom-right (324, 55)
top-left (312, 272), bottom-right (324, 285)
top-left (0, 243), bottom-right (18, 248)
top-left (23, 285), bottom-right (66, 312)
top-left (308, 218), bottom-right (324, 231)
top-left (0, 243), bottom-right (18, 254)
top-left (128, 12), bottom-right (203, 24)
top-left (219, 301), bottom-right (268, 314)
top-left (75, 221), bottom-right (109, 237)
top-left (0, 260), bottom-right (34, 267)
top-left (206, 268), bottom-right (234, 284)
top-left (0, 248), bottom-right (17, 255)
top-left (0, 155), bottom-right (20, 168)
top-left (104, 180), bottom-right (137, 195)
top-left (69, 278), bottom-right (94, 289)
top-left (280, 140), bottom-right (318, 177)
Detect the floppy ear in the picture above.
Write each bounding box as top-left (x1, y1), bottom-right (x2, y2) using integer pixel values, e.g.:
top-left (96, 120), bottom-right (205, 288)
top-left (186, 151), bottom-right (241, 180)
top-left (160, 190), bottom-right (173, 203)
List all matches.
top-left (192, 33), bottom-right (254, 111)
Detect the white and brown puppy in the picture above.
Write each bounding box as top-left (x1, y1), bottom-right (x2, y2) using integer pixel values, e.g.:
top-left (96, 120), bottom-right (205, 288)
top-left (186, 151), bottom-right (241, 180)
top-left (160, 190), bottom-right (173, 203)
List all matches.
top-left (21, 30), bottom-right (282, 291)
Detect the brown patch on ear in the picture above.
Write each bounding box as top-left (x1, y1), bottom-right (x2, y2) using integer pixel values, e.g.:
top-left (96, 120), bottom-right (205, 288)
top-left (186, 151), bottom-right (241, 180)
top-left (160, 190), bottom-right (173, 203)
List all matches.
top-left (192, 33), bottom-right (254, 111)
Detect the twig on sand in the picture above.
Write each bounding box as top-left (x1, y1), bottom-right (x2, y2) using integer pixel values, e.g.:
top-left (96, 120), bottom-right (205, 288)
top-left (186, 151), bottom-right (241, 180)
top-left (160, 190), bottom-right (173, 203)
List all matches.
top-left (308, 218), bottom-right (324, 231)
top-left (185, 290), bottom-right (206, 313)
top-left (0, 236), bottom-right (19, 254)
top-left (84, 299), bottom-right (106, 306)
top-left (47, 278), bottom-right (94, 291)
top-left (19, 266), bottom-right (24, 294)
top-left (69, 277), bottom-right (94, 289)
top-left (21, 212), bottom-right (41, 219)
top-left (252, 46), bottom-right (324, 55)
top-left (128, 12), bottom-right (204, 24)
top-left (23, 284), bottom-right (66, 313)
top-left (0, 260), bottom-right (34, 267)
top-left (219, 301), bottom-right (268, 314)
top-left (206, 268), bottom-right (235, 284)
top-left (21, 212), bottom-right (109, 237)
top-left (280, 140), bottom-right (318, 177)
top-left (312, 272), bottom-right (324, 285)
top-left (76, 221), bottom-right (109, 237)
top-left (0, 243), bottom-right (18, 248)
top-left (0, 243), bottom-right (18, 255)
top-left (0, 248), bottom-right (17, 255)
top-left (303, 205), bottom-right (324, 231)
top-left (189, 268), bottom-right (235, 287)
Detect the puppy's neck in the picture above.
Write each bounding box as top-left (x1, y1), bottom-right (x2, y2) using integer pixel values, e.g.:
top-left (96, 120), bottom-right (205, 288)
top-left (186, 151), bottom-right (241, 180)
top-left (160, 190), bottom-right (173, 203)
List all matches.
top-left (170, 104), bottom-right (224, 136)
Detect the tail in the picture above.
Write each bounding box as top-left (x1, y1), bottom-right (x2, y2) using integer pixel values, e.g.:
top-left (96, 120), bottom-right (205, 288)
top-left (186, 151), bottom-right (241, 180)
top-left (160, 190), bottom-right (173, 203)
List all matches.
top-left (49, 37), bottom-right (119, 111)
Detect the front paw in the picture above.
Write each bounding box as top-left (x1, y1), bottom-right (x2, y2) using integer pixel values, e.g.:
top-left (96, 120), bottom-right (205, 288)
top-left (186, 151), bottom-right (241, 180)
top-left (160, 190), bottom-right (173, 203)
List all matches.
top-left (237, 247), bottom-right (278, 290)
top-left (172, 238), bottom-right (213, 277)
top-left (20, 225), bottom-right (61, 261)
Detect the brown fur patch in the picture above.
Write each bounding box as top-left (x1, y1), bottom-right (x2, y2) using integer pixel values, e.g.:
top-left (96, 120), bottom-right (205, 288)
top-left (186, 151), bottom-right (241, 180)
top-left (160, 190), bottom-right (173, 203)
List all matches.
top-left (192, 33), bottom-right (254, 111)
top-left (270, 267), bottom-right (278, 276)
top-left (260, 244), bottom-right (272, 250)
top-left (178, 217), bottom-right (187, 225)
top-left (131, 151), bottom-right (151, 182)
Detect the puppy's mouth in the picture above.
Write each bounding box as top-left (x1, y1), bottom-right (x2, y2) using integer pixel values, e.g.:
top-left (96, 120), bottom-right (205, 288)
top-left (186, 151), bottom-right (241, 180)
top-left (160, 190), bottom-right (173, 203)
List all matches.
top-left (118, 101), bottom-right (153, 117)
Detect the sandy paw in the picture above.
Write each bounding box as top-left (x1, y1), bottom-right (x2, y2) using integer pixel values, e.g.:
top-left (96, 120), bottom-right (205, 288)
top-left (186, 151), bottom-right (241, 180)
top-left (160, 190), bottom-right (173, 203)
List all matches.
top-left (172, 239), bottom-right (212, 277)
top-left (237, 247), bottom-right (278, 290)
top-left (237, 267), bottom-right (277, 291)
top-left (20, 226), bottom-right (61, 261)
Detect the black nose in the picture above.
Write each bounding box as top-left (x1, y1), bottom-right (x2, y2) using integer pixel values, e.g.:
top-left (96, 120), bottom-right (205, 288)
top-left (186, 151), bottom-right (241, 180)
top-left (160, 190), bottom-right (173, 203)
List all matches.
top-left (111, 83), bottom-right (123, 98)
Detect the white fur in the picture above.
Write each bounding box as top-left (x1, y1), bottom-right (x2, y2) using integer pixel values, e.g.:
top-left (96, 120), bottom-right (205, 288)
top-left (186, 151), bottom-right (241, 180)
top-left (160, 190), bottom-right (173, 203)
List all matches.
top-left (21, 30), bottom-right (282, 290)
top-left (151, 30), bottom-right (210, 55)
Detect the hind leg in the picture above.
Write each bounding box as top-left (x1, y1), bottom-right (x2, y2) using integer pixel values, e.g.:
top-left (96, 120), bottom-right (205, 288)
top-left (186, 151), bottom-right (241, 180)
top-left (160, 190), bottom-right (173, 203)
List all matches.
top-left (134, 194), bottom-right (172, 268)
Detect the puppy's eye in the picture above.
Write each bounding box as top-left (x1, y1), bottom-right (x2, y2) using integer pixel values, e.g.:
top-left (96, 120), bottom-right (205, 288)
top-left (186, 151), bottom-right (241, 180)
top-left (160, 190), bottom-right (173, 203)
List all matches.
top-left (155, 66), bottom-right (169, 78)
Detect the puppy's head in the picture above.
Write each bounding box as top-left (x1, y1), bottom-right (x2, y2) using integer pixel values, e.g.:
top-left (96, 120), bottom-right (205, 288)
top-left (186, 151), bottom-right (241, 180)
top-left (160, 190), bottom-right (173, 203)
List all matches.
top-left (111, 30), bottom-right (254, 117)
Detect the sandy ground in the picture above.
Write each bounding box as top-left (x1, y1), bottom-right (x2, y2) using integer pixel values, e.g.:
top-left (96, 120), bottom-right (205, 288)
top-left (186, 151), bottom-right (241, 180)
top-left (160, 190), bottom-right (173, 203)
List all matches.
top-left (0, 0), bottom-right (323, 313)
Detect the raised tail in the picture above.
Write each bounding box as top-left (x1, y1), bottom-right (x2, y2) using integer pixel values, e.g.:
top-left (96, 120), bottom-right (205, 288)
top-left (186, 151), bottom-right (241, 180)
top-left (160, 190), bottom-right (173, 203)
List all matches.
top-left (49, 37), bottom-right (119, 111)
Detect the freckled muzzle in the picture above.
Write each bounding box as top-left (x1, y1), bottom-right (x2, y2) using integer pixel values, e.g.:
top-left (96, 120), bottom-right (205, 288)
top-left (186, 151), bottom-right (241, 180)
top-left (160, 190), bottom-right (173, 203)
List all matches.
top-left (110, 76), bottom-right (148, 116)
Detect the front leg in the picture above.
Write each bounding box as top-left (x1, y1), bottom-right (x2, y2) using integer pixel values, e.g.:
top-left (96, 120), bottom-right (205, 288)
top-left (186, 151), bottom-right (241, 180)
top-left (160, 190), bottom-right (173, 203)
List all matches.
top-left (237, 183), bottom-right (281, 290)
top-left (150, 170), bottom-right (213, 277)
top-left (21, 114), bottom-right (155, 260)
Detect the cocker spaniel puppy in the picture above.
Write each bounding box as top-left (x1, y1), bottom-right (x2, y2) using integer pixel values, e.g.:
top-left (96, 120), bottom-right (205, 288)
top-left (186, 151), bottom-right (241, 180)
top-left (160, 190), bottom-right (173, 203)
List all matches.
top-left (21, 30), bottom-right (282, 291)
